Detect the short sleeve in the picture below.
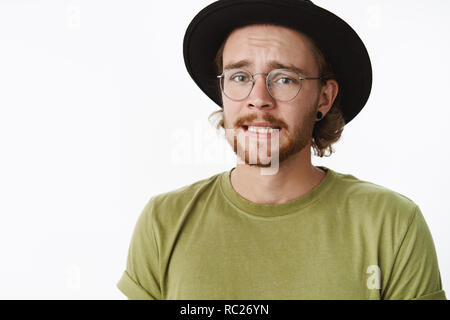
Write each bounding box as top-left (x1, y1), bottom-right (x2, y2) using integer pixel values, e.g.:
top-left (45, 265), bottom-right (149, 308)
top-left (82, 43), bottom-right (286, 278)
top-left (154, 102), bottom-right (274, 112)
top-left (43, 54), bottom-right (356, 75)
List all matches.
top-left (382, 205), bottom-right (446, 300)
top-left (117, 197), bottom-right (162, 300)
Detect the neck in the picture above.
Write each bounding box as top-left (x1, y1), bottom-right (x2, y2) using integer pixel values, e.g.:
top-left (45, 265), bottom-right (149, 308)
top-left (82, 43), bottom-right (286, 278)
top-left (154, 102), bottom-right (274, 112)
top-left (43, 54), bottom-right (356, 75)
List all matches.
top-left (230, 146), bottom-right (326, 204)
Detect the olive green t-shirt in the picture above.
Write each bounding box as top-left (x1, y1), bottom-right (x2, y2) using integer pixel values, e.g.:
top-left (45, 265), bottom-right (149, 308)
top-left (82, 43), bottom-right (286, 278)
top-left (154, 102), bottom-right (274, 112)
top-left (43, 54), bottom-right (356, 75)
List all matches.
top-left (117, 166), bottom-right (446, 300)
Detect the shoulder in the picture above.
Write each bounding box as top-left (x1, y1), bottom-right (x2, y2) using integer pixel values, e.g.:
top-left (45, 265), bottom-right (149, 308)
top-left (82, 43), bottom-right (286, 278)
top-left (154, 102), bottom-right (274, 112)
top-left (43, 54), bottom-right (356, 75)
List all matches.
top-left (328, 168), bottom-right (419, 226)
top-left (152, 171), bottom-right (223, 208)
top-left (141, 171), bottom-right (225, 226)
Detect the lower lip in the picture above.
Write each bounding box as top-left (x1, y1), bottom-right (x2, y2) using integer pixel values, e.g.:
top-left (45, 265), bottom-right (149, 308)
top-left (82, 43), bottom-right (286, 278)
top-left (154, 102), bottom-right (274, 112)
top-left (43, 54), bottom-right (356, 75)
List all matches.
top-left (241, 126), bottom-right (282, 139)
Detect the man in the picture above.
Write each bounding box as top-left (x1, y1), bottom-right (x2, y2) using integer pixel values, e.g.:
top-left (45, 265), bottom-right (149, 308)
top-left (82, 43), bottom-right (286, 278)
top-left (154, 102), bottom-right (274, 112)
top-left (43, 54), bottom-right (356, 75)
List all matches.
top-left (117, 0), bottom-right (446, 299)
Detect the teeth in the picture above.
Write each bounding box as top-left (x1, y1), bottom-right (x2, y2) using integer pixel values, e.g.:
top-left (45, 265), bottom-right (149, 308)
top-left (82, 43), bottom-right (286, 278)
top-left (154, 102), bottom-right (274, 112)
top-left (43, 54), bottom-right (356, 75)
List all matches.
top-left (247, 126), bottom-right (279, 133)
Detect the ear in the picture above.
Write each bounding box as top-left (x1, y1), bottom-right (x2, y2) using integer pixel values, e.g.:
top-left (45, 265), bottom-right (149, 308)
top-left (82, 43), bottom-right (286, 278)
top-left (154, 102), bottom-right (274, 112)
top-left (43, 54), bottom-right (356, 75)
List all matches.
top-left (317, 79), bottom-right (339, 117)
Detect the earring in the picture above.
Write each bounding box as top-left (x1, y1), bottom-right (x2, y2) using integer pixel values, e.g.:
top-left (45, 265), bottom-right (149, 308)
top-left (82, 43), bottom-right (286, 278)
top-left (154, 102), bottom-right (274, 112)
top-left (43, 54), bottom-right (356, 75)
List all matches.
top-left (317, 111), bottom-right (323, 120)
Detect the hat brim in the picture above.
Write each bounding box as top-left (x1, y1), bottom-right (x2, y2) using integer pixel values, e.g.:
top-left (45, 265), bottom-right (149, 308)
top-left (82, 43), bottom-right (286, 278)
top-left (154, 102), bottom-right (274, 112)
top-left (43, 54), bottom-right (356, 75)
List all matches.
top-left (183, 0), bottom-right (372, 124)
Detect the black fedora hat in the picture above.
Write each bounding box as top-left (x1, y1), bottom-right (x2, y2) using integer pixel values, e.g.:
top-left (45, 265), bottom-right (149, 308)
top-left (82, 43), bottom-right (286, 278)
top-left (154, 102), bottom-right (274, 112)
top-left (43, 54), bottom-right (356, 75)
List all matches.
top-left (183, 0), bottom-right (372, 125)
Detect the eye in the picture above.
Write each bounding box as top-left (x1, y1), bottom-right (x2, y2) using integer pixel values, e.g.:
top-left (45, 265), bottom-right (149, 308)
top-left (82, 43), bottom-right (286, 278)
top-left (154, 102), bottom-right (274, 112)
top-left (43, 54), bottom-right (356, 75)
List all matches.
top-left (231, 74), bottom-right (249, 82)
top-left (277, 77), bottom-right (293, 84)
top-left (270, 71), bottom-right (299, 85)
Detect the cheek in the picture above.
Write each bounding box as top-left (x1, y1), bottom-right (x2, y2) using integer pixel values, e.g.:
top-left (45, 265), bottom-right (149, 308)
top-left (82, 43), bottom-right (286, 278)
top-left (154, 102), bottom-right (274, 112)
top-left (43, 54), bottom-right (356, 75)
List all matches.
top-left (279, 107), bottom-right (313, 134)
top-left (223, 103), bottom-right (241, 123)
top-left (277, 104), bottom-right (301, 125)
top-left (223, 98), bottom-right (241, 110)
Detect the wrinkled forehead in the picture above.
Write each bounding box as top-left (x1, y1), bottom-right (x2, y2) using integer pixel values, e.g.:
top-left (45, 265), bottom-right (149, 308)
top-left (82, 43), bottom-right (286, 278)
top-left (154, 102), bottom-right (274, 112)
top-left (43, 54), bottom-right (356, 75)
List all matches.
top-left (222, 24), bottom-right (319, 74)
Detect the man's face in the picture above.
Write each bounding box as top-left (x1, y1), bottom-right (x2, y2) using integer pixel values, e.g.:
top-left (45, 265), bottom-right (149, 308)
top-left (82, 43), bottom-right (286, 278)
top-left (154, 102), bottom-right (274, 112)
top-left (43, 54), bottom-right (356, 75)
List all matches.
top-left (222, 24), bottom-right (321, 168)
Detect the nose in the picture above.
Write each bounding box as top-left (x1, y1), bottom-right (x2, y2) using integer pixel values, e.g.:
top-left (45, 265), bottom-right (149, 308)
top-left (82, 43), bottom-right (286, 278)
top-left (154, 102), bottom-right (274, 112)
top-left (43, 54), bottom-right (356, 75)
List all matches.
top-left (246, 73), bottom-right (275, 109)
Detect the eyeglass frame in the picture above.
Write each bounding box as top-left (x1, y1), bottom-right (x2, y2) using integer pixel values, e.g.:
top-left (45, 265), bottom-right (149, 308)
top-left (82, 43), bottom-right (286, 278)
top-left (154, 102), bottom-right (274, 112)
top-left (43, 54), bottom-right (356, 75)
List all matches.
top-left (217, 68), bottom-right (323, 102)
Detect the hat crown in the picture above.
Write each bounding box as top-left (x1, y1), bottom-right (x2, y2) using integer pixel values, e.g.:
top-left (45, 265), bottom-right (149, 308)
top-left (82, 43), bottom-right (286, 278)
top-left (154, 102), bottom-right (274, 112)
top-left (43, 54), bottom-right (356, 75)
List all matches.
top-left (219, 0), bottom-right (314, 3)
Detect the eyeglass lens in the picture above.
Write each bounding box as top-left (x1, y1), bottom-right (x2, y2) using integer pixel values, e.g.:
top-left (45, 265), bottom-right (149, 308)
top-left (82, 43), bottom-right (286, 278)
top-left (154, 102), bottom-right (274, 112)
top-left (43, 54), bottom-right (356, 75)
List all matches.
top-left (220, 69), bottom-right (302, 102)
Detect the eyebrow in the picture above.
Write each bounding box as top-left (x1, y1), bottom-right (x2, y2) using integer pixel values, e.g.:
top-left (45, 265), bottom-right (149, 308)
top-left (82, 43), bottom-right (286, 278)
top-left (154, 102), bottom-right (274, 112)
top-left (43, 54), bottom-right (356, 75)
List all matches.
top-left (223, 59), bottom-right (309, 76)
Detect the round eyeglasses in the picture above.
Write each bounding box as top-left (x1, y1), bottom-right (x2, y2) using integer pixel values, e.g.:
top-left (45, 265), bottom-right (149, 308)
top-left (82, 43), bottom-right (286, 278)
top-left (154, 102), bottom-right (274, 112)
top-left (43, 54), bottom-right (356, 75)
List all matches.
top-left (217, 68), bottom-right (322, 102)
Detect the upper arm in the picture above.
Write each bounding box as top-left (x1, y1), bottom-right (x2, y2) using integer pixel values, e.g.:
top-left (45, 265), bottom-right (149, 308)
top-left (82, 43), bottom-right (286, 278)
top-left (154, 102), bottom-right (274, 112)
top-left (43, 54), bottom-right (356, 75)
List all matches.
top-left (382, 205), bottom-right (446, 300)
top-left (117, 197), bottom-right (162, 300)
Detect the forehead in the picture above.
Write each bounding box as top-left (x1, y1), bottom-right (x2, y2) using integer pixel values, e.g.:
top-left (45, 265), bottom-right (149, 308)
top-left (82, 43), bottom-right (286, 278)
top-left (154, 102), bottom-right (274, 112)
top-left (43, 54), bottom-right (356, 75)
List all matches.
top-left (222, 24), bottom-right (318, 74)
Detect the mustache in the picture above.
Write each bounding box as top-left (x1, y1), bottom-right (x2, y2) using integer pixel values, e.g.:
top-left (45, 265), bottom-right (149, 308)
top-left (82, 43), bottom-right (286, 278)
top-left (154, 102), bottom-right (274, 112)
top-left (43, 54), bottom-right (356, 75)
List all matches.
top-left (235, 115), bottom-right (284, 128)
